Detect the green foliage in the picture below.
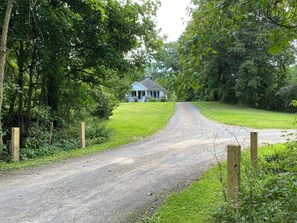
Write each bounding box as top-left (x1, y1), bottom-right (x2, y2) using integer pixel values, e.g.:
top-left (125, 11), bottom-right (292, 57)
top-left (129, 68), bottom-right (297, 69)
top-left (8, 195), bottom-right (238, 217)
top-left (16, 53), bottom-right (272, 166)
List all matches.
top-left (159, 96), bottom-right (167, 102)
top-left (276, 85), bottom-right (297, 111)
top-left (0, 143), bottom-right (9, 162)
top-left (148, 42), bottom-right (181, 99)
top-left (21, 125), bottom-right (57, 159)
top-left (148, 98), bottom-right (158, 102)
top-left (19, 119), bottom-right (111, 160)
top-left (86, 118), bottom-right (111, 145)
top-left (0, 0), bottom-right (163, 159)
top-left (213, 143), bottom-right (297, 222)
top-left (177, 0), bottom-right (296, 109)
top-left (91, 86), bottom-right (119, 119)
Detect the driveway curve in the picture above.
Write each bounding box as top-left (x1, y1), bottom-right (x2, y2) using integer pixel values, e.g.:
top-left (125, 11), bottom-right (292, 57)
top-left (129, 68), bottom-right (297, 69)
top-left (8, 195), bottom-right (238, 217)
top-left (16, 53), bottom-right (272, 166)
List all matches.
top-left (0, 102), bottom-right (295, 223)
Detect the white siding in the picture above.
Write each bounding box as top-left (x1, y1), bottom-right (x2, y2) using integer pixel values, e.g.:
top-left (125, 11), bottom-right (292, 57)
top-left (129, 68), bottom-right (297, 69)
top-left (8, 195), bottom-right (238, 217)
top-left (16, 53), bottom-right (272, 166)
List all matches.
top-left (132, 83), bottom-right (147, 91)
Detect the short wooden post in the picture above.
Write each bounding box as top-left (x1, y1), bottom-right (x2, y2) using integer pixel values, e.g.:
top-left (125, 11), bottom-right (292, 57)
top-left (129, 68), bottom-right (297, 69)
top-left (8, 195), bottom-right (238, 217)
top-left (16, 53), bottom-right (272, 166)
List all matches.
top-left (250, 132), bottom-right (258, 167)
top-left (11, 127), bottom-right (20, 161)
top-left (227, 144), bottom-right (241, 199)
top-left (80, 122), bottom-right (86, 148)
top-left (48, 122), bottom-right (54, 144)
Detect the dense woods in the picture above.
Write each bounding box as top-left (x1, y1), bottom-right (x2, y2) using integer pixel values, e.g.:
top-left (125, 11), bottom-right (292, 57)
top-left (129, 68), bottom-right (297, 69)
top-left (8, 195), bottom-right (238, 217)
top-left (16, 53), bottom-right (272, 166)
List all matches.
top-left (151, 0), bottom-right (297, 111)
top-left (0, 0), bottom-right (161, 161)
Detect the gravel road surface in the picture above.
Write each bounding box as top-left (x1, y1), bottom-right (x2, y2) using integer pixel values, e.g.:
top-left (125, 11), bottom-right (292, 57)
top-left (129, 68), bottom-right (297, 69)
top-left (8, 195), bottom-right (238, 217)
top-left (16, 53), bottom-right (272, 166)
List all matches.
top-left (0, 102), bottom-right (295, 223)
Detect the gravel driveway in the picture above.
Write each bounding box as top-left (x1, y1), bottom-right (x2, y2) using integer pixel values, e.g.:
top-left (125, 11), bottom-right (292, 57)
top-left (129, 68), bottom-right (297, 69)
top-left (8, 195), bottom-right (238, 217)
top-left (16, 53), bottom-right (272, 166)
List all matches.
top-left (0, 102), bottom-right (295, 223)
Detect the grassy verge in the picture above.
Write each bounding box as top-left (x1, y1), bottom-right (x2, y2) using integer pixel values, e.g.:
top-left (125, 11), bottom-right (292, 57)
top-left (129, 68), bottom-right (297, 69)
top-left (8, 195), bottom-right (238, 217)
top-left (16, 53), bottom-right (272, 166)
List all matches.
top-left (145, 164), bottom-right (227, 223)
top-left (192, 101), bottom-right (297, 129)
top-left (146, 144), bottom-right (296, 223)
top-left (0, 102), bottom-right (175, 170)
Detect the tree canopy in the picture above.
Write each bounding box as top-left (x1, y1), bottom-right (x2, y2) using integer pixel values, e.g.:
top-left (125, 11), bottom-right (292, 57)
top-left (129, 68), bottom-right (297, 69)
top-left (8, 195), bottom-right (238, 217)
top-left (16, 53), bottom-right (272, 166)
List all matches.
top-left (176, 0), bottom-right (297, 109)
top-left (0, 0), bottom-right (162, 160)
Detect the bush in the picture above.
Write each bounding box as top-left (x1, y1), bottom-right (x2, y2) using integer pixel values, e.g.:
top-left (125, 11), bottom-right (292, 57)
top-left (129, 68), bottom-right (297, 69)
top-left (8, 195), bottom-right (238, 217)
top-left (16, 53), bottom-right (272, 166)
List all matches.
top-left (0, 143), bottom-right (9, 162)
top-left (20, 119), bottom-right (111, 160)
top-left (148, 98), bottom-right (158, 102)
top-left (160, 96), bottom-right (168, 102)
top-left (86, 118), bottom-right (111, 145)
top-left (91, 86), bottom-right (119, 119)
top-left (20, 123), bottom-right (79, 160)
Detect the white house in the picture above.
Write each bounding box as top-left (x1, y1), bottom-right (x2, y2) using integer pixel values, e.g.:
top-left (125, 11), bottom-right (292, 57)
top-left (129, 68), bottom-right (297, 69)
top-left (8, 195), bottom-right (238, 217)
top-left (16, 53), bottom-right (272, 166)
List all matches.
top-left (129, 78), bottom-right (167, 102)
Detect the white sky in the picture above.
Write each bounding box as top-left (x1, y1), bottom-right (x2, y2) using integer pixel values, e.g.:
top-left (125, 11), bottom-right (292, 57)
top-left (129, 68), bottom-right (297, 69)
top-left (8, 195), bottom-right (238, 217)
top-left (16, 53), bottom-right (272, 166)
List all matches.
top-left (156, 0), bottom-right (192, 42)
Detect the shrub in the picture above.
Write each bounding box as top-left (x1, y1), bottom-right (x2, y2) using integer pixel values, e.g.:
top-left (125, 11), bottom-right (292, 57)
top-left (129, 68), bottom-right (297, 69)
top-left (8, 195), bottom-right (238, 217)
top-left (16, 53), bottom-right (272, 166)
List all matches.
top-left (0, 129), bottom-right (9, 162)
top-left (20, 119), bottom-right (111, 160)
top-left (160, 96), bottom-right (167, 102)
top-left (0, 143), bottom-right (9, 162)
top-left (86, 119), bottom-right (111, 145)
top-left (148, 98), bottom-right (158, 102)
top-left (91, 86), bottom-right (119, 119)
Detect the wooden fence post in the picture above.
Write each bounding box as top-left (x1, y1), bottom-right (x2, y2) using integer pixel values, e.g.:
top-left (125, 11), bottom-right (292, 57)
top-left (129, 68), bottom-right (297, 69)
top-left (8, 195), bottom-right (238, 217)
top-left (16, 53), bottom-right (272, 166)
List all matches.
top-left (11, 127), bottom-right (20, 161)
top-left (80, 122), bottom-right (86, 148)
top-left (250, 132), bottom-right (258, 167)
top-left (227, 144), bottom-right (241, 199)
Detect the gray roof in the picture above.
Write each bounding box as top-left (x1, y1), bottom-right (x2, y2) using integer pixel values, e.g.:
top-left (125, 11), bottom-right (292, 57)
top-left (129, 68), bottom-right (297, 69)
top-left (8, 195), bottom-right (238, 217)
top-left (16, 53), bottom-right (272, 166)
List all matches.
top-left (139, 78), bottom-right (165, 91)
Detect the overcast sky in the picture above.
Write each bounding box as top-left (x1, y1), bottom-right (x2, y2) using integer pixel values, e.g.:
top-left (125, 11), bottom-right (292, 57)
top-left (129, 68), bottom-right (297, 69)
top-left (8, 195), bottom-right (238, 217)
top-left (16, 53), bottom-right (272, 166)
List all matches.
top-left (156, 0), bottom-right (192, 42)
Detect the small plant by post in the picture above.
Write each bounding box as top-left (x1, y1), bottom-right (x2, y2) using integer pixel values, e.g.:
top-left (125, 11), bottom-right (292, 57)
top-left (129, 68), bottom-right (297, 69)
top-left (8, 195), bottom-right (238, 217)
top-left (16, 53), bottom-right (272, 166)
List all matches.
top-left (227, 144), bottom-right (241, 199)
top-left (250, 132), bottom-right (258, 167)
top-left (11, 127), bottom-right (20, 161)
top-left (80, 122), bottom-right (86, 148)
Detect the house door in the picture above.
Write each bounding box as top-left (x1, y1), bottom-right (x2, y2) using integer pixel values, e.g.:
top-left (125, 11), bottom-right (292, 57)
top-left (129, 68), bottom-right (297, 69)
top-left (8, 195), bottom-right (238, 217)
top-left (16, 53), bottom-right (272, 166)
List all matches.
top-left (138, 91), bottom-right (145, 100)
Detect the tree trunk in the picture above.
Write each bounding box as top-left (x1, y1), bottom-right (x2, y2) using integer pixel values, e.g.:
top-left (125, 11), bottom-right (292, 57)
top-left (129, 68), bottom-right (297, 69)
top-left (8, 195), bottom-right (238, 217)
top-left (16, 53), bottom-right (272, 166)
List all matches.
top-left (18, 41), bottom-right (25, 136)
top-left (0, 0), bottom-right (14, 144)
top-left (26, 60), bottom-right (34, 131)
top-left (25, 41), bottom-right (37, 131)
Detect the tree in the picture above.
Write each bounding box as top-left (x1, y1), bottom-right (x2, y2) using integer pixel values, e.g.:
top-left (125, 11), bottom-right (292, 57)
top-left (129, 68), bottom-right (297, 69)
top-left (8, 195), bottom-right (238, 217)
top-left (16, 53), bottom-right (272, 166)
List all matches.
top-left (0, 0), bottom-right (14, 143)
top-left (0, 0), bottom-right (162, 156)
top-left (148, 41), bottom-right (181, 99)
top-left (177, 0), bottom-right (296, 108)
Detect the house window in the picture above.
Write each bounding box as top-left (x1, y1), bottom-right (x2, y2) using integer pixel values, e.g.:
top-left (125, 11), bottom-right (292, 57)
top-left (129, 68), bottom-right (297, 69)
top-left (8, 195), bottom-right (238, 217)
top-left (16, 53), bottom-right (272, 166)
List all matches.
top-left (132, 91), bottom-right (136, 97)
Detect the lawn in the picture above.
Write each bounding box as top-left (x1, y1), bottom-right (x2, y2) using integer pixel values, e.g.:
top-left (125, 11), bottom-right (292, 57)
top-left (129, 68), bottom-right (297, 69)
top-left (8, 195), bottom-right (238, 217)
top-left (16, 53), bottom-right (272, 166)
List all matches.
top-left (0, 102), bottom-right (176, 170)
top-left (192, 101), bottom-right (297, 129)
top-left (108, 102), bottom-right (176, 142)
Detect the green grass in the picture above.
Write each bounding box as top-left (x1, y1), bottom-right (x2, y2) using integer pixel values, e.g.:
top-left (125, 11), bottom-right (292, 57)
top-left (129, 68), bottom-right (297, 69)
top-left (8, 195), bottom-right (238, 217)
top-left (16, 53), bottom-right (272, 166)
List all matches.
top-left (108, 102), bottom-right (175, 142)
top-left (192, 101), bottom-right (297, 129)
top-left (147, 145), bottom-right (289, 223)
top-left (146, 164), bottom-right (227, 223)
top-left (0, 102), bottom-right (175, 170)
